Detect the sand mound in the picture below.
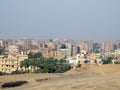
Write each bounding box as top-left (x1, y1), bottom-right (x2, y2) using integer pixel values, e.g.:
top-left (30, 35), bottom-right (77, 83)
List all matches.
top-left (65, 68), bottom-right (88, 75)
top-left (65, 64), bottom-right (120, 75)
top-left (65, 68), bottom-right (79, 74)
top-left (92, 64), bottom-right (120, 74)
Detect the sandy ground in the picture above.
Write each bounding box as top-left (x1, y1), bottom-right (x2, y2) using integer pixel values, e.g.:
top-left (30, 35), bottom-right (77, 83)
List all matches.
top-left (0, 64), bottom-right (120, 90)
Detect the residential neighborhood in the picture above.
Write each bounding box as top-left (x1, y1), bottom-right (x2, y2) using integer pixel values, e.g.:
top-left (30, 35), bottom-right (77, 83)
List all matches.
top-left (0, 39), bottom-right (120, 73)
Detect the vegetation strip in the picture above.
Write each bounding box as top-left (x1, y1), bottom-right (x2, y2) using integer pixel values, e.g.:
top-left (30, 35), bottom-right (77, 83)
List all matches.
top-left (1, 80), bottom-right (28, 88)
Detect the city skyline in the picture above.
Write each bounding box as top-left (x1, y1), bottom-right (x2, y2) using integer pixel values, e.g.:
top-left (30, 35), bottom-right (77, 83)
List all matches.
top-left (0, 0), bottom-right (120, 40)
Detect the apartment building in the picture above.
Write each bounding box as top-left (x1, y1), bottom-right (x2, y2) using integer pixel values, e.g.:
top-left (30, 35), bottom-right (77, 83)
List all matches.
top-left (76, 50), bottom-right (102, 65)
top-left (0, 53), bottom-right (28, 73)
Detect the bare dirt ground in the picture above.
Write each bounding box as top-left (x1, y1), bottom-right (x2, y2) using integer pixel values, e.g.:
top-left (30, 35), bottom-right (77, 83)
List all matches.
top-left (0, 64), bottom-right (120, 90)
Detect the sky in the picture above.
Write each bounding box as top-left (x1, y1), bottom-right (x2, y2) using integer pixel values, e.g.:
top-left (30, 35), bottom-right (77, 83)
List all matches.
top-left (0, 0), bottom-right (120, 40)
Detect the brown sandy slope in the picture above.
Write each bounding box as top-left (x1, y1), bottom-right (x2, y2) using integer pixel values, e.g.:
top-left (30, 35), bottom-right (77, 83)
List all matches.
top-left (0, 64), bottom-right (120, 90)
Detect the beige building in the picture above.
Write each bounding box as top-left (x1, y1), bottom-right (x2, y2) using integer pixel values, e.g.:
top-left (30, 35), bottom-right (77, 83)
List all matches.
top-left (76, 50), bottom-right (102, 65)
top-left (0, 53), bottom-right (28, 73)
top-left (76, 50), bottom-right (88, 64)
top-left (40, 48), bottom-right (71, 59)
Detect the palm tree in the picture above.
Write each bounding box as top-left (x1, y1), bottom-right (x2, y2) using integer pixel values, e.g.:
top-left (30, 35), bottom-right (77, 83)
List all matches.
top-left (20, 59), bottom-right (30, 73)
top-left (29, 58), bottom-right (37, 72)
top-left (20, 61), bottom-right (25, 73)
top-left (28, 59), bottom-right (34, 72)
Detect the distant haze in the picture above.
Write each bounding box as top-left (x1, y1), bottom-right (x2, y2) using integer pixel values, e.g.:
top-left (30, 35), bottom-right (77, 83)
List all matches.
top-left (0, 0), bottom-right (120, 40)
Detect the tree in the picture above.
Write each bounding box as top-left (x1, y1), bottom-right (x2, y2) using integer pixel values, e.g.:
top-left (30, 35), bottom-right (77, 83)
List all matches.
top-left (28, 52), bottom-right (42, 59)
top-left (20, 57), bottom-right (71, 73)
top-left (41, 58), bottom-right (57, 73)
top-left (28, 52), bottom-right (34, 59)
top-left (20, 59), bottom-right (30, 73)
top-left (102, 57), bottom-right (113, 64)
top-left (33, 52), bottom-right (42, 58)
top-left (29, 59), bottom-right (36, 72)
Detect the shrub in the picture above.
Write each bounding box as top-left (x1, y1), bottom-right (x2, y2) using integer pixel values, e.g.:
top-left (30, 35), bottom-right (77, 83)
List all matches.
top-left (11, 71), bottom-right (21, 75)
top-left (0, 72), bottom-right (6, 76)
top-left (76, 63), bottom-right (81, 68)
top-left (11, 70), bottom-right (26, 75)
top-left (2, 81), bottom-right (28, 88)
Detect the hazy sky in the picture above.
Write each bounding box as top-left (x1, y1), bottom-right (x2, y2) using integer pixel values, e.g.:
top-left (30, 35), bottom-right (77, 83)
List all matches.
top-left (0, 0), bottom-right (120, 40)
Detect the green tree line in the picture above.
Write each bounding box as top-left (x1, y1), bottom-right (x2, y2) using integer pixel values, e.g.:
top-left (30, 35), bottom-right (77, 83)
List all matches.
top-left (18, 52), bottom-right (71, 73)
